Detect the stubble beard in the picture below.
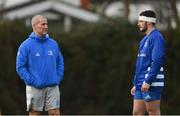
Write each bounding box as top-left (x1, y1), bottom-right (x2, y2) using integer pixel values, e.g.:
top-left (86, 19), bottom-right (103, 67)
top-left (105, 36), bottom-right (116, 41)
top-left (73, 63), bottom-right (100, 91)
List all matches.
top-left (139, 26), bottom-right (147, 33)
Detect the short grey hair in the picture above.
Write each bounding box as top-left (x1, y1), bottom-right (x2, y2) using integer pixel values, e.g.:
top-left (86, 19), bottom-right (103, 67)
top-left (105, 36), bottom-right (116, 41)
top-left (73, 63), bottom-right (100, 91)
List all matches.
top-left (31, 15), bottom-right (47, 27)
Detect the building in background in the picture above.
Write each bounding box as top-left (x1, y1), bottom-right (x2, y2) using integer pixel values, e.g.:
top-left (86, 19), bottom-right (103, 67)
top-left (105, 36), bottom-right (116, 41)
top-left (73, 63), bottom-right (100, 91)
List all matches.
top-left (0, 0), bottom-right (100, 32)
top-left (1, 0), bottom-right (180, 30)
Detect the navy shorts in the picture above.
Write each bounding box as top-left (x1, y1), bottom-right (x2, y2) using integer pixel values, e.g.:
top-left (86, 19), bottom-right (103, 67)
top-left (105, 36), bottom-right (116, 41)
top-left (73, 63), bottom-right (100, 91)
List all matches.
top-left (134, 90), bottom-right (161, 102)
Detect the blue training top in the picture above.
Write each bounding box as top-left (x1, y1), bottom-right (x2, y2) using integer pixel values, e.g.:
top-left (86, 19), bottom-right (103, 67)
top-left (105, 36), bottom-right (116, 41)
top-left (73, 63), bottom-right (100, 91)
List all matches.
top-left (133, 28), bottom-right (165, 93)
top-left (16, 32), bottom-right (64, 89)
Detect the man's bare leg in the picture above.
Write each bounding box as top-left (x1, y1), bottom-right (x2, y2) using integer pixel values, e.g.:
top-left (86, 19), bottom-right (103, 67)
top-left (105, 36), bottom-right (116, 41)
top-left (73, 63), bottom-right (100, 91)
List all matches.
top-left (145, 100), bottom-right (161, 115)
top-left (133, 100), bottom-right (146, 115)
top-left (48, 108), bottom-right (60, 116)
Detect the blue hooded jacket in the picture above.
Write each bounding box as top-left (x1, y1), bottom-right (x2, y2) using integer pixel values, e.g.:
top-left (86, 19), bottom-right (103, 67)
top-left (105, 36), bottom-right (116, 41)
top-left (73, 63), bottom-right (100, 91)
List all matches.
top-left (133, 29), bottom-right (165, 93)
top-left (16, 32), bottom-right (64, 89)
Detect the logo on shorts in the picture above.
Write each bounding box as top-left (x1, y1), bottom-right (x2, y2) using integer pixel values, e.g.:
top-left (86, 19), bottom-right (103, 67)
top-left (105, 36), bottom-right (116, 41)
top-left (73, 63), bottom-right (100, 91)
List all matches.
top-left (145, 95), bottom-right (151, 99)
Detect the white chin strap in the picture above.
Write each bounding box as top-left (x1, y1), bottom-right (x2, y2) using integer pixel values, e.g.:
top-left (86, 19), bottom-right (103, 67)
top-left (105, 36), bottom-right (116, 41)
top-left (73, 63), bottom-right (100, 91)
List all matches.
top-left (138, 16), bottom-right (156, 23)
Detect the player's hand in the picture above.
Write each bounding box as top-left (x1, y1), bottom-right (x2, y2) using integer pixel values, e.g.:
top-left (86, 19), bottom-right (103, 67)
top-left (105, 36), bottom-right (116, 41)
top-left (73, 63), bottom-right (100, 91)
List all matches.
top-left (131, 86), bottom-right (136, 95)
top-left (141, 82), bottom-right (150, 92)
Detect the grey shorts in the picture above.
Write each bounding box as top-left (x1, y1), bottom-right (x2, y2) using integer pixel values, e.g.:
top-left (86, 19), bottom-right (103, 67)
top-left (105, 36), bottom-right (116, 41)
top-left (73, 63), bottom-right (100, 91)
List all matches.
top-left (26, 85), bottom-right (60, 111)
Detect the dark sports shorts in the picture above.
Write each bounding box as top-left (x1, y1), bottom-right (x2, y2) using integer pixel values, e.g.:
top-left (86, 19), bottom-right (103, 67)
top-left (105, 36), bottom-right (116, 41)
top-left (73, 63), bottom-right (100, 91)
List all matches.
top-left (134, 90), bottom-right (161, 102)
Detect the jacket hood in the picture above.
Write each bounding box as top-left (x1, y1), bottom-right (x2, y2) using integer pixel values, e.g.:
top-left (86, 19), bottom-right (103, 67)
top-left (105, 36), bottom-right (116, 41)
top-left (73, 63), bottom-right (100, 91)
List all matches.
top-left (29, 32), bottom-right (49, 41)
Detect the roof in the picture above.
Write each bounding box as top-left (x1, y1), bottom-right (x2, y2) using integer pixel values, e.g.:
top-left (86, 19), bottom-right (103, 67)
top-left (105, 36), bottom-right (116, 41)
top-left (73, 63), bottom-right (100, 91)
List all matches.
top-left (1, 0), bottom-right (100, 22)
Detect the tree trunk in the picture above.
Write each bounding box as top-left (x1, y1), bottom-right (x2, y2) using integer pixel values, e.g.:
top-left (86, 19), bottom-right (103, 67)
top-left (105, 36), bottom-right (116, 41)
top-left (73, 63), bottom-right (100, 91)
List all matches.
top-left (123, 0), bottom-right (129, 20)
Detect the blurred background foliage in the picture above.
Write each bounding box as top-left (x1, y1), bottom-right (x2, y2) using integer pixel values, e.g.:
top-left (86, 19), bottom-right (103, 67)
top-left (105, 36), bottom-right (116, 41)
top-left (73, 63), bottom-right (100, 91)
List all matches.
top-left (0, 18), bottom-right (180, 115)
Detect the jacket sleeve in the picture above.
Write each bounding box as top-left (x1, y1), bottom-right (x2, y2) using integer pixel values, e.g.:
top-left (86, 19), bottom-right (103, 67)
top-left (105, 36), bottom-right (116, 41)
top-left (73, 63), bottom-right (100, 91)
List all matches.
top-left (16, 44), bottom-right (34, 85)
top-left (145, 35), bottom-right (165, 85)
top-left (56, 46), bottom-right (64, 84)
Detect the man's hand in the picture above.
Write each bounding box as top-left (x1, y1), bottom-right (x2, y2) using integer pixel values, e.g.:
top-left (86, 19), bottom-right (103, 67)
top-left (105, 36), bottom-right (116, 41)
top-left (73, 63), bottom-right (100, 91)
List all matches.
top-left (131, 86), bottom-right (136, 95)
top-left (141, 82), bottom-right (150, 92)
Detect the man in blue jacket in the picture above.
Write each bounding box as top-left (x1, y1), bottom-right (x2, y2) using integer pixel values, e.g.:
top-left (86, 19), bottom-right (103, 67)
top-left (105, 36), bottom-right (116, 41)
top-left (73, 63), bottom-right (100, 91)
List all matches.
top-left (16, 15), bottom-right (64, 115)
top-left (131, 10), bottom-right (165, 115)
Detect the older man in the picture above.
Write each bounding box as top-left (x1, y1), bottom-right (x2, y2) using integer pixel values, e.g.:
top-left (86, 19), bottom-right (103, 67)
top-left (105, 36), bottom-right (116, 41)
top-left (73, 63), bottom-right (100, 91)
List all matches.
top-left (16, 15), bottom-right (64, 115)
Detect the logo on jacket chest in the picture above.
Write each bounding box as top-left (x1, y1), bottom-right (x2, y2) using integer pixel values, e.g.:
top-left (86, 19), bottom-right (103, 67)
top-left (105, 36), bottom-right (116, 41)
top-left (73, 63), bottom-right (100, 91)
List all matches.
top-left (48, 50), bottom-right (53, 56)
top-left (34, 50), bottom-right (53, 56)
top-left (138, 41), bottom-right (148, 58)
top-left (36, 53), bottom-right (40, 56)
top-left (144, 41), bottom-right (148, 47)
